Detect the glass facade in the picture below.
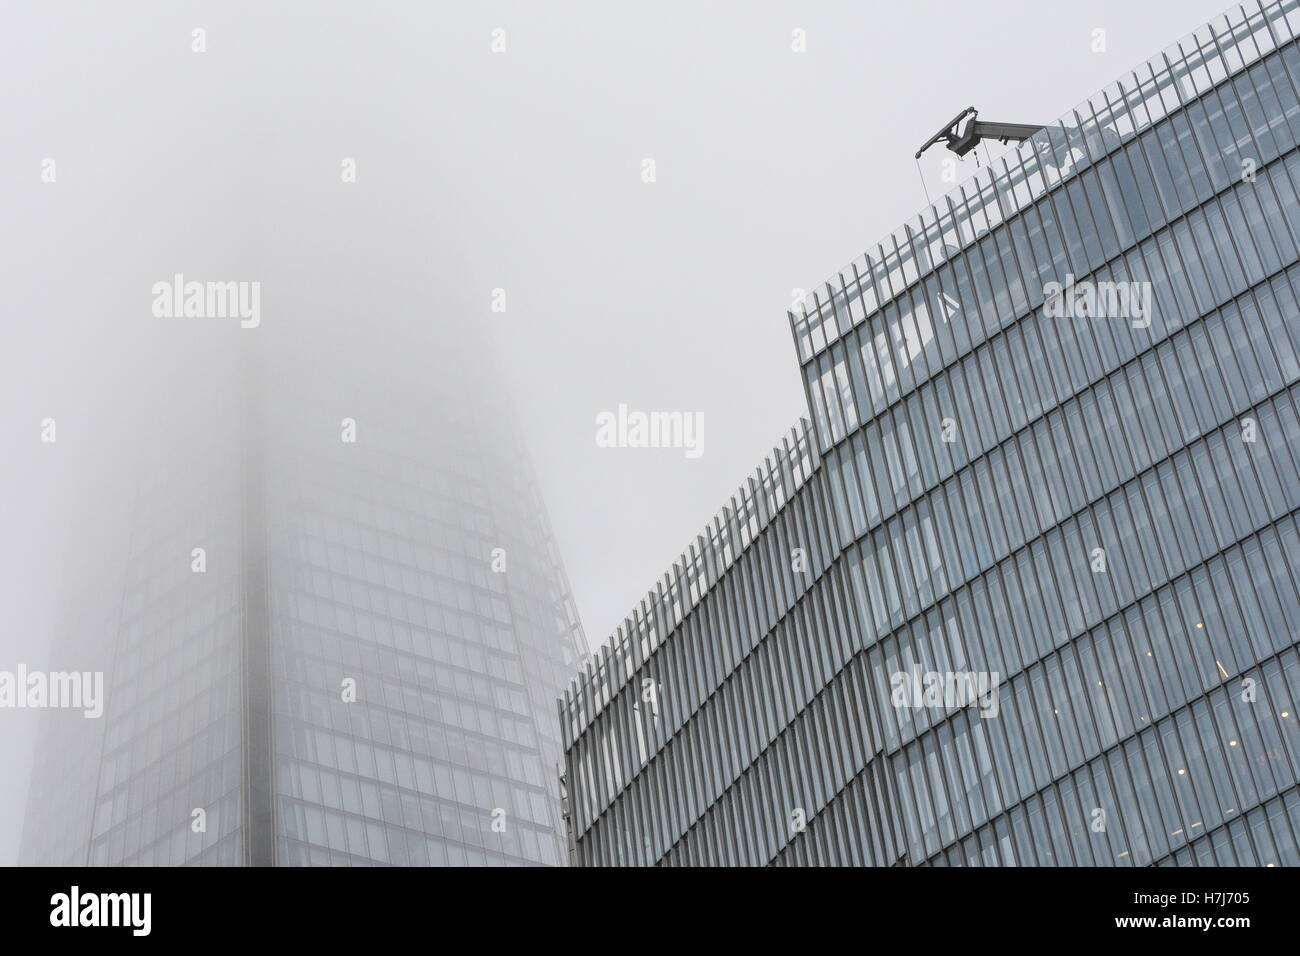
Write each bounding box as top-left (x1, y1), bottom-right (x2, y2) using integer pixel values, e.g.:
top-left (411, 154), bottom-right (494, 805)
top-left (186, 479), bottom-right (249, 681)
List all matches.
top-left (561, 0), bottom-right (1300, 866)
top-left (20, 322), bottom-right (587, 867)
top-left (264, 337), bottom-right (587, 866)
top-left (21, 359), bottom-right (247, 867)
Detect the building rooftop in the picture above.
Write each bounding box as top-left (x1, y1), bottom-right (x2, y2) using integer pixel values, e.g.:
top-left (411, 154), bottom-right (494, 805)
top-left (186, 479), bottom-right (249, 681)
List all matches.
top-left (788, 0), bottom-right (1298, 371)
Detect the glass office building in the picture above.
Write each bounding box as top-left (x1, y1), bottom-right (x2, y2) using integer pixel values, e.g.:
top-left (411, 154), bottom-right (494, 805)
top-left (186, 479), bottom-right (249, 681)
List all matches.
top-left (561, 0), bottom-right (1300, 866)
top-left (21, 316), bottom-right (587, 867)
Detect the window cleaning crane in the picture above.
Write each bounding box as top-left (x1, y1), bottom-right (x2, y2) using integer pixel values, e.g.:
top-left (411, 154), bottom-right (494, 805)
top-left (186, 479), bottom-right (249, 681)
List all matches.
top-left (914, 106), bottom-right (1042, 159)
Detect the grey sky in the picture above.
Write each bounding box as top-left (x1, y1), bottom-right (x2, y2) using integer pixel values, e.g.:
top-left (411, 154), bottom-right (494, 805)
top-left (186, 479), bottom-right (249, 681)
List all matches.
top-left (0, 0), bottom-right (1231, 864)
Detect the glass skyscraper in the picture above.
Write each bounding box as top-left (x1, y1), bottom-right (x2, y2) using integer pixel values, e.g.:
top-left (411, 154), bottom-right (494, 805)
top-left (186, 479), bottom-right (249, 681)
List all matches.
top-left (561, 0), bottom-right (1300, 866)
top-left (21, 311), bottom-right (587, 867)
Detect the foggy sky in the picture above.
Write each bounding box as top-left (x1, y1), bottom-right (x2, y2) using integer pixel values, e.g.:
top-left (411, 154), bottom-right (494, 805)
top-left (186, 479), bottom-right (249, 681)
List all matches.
top-left (0, 0), bottom-right (1231, 864)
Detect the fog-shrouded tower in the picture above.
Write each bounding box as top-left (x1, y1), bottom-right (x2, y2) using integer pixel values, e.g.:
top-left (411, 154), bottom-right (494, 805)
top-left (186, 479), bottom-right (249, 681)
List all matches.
top-left (21, 276), bottom-right (587, 865)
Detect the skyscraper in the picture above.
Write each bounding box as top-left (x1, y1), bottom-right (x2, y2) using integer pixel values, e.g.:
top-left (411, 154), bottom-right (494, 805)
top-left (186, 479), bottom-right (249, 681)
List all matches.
top-left (561, 0), bottom-right (1300, 866)
top-left (21, 304), bottom-right (587, 867)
